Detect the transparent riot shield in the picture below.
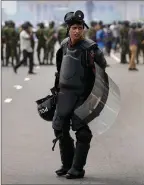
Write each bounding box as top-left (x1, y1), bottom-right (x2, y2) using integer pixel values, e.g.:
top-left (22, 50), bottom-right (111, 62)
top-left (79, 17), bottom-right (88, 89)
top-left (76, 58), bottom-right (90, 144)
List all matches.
top-left (74, 63), bottom-right (121, 136)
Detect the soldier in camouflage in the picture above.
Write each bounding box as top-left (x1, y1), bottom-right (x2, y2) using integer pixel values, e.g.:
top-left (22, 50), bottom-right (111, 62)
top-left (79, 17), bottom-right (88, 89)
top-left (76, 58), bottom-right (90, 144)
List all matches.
top-left (87, 21), bottom-right (97, 42)
top-left (36, 22), bottom-right (46, 65)
top-left (44, 21), bottom-right (57, 65)
top-left (3, 20), bottom-right (19, 66)
top-left (57, 23), bottom-right (67, 45)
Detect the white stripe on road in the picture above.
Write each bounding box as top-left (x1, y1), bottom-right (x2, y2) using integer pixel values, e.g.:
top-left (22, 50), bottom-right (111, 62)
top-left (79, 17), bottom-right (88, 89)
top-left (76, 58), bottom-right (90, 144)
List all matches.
top-left (13, 85), bottom-right (23, 90)
top-left (110, 52), bottom-right (120, 63)
top-left (24, 77), bottom-right (30, 81)
top-left (4, 67), bottom-right (40, 104)
top-left (4, 98), bottom-right (12, 103)
top-left (35, 66), bottom-right (40, 69)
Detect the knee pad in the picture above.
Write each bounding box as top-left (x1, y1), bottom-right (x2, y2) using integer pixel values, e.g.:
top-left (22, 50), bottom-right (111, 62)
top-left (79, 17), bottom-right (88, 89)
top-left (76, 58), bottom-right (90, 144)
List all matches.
top-left (54, 129), bottom-right (74, 145)
top-left (76, 126), bottom-right (93, 144)
top-left (54, 129), bottom-right (62, 137)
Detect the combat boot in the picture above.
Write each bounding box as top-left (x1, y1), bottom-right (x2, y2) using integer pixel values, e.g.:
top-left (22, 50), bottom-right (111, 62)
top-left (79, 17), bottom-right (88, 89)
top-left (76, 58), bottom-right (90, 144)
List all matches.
top-left (55, 136), bottom-right (75, 176)
top-left (65, 142), bottom-right (90, 179)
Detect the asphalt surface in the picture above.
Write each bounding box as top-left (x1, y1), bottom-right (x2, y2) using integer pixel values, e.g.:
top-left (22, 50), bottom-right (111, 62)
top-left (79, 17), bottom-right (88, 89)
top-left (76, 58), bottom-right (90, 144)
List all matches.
top-left (2, 50), bottom-right (144, 185)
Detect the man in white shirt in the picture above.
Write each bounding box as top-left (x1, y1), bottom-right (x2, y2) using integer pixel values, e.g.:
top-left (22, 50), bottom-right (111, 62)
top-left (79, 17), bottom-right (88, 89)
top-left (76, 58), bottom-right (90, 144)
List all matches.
top-left (13, 22), bottom-right (36, 74)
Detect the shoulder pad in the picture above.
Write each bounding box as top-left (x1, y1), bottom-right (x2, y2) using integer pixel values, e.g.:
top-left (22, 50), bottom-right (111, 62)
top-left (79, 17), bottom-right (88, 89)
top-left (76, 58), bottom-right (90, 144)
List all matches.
top-left (80, 38), bottom-right (96, 50)
top-left (60, 37), bottom-right (69, 46)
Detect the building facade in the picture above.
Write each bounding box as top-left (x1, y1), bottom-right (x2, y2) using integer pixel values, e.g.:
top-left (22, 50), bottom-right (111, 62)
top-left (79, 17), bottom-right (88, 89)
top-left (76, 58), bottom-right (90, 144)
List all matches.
top-left (2, 1), bottom-right (144, 26)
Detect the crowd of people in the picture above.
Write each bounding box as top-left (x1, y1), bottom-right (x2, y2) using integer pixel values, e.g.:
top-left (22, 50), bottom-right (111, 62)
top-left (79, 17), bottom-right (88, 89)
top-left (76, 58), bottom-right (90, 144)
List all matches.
top-left (87, 20), bottom-right (144, 70)
top-left (1, 19), bottom-right (144, 73)
top-left (1, 20), bottom-right (67, 74)
top-left (2, 13), bottom-right (144, 180)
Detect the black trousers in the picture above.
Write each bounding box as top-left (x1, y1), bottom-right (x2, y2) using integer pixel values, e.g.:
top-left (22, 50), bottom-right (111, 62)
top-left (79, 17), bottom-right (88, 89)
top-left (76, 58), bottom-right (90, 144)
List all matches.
top-left (105, 41), bottom-right (112, 56)
top-left (37, 44), bottom-right (46, 64)
top-left (52, 88), bottom-right (86, 131)
top-left (137, 43), bottom-right (144, 63)
top-left (1, 45), bottom-right (4, 66)
top-left (53, 89), bottom-right (92, 172)
top-left (120, 44), bottom-right (131, 63)
top-left (15, 50), bottom-right (34, 73)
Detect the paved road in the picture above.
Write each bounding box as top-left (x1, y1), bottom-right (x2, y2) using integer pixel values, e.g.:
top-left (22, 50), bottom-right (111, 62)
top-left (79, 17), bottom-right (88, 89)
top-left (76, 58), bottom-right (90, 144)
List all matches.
top-left (2, 53), bottom-right (144, 185)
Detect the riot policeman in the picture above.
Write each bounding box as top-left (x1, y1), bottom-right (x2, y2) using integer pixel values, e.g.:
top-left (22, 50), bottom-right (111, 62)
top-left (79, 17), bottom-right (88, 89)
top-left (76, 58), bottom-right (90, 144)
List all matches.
top-left (52, 10), bottom-right (107, 179)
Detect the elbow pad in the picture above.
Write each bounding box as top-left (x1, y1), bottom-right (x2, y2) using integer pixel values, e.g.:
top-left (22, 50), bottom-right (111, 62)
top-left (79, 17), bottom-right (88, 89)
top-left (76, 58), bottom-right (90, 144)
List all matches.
top-left (54, 72), bottom-right (60, 91)
top-left (95, 48), bottom-right (107, 70)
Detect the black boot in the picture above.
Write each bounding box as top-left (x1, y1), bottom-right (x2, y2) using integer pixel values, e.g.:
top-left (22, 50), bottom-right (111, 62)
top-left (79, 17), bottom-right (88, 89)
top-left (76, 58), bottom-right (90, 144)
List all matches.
top-left (55, 135), bottom-right (75, 176)
top-left (66, 142), bottom-right (90, 179)
top-left (66, 127), bottom-right (92, 179)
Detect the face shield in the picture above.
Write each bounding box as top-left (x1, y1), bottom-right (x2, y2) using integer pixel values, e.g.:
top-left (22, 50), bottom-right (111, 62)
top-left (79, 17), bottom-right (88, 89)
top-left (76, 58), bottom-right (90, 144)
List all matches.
top-left (74, 63), bottom-right (121, 136)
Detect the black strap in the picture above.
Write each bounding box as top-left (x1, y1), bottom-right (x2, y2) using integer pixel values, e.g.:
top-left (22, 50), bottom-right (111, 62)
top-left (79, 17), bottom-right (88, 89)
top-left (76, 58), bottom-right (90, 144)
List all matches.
top-left (52, 133), bottom-right (63, 151)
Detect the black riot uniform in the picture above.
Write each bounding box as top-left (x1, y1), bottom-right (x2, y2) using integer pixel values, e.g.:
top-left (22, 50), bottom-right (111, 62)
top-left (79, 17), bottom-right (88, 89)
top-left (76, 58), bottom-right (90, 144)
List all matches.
top-left (52, 10), bottom-right (107, 179)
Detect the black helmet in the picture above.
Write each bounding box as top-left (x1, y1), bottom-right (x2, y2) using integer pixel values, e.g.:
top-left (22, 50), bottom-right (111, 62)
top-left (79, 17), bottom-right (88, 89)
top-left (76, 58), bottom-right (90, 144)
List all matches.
top-left (64, 10), bottom-right (89, 29)
top-left (137, 22), bottom-right (142, 28)
top-left (36, 93), bottom-right (57, 122)
top-left (124, 20), bottom-right (130, 27)
top-left (130, 23), bottom-right (137, 29)
top-left (49, 21), bottom-right (55, 28)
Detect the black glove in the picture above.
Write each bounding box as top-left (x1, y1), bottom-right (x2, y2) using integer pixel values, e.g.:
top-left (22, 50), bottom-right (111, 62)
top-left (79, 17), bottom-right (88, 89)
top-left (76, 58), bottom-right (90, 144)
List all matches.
top-left (53, 72), bottom-right (60, 93)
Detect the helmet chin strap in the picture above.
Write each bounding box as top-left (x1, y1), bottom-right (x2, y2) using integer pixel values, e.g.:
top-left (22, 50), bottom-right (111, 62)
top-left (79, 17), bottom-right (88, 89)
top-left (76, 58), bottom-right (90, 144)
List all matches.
top-left (84, 22), bottom-right (89, 29)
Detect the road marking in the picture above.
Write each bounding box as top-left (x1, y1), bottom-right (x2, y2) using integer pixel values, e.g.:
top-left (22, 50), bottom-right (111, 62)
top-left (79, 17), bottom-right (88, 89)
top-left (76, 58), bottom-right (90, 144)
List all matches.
top-left (4, 98), bottom-right (12, 103)
top-left (24, 77), bottom-right (30, 81)
top-left (13, 85), bottom-right (23, 90)
top-left (35, 66), bottom-right (40, 69)
top-left (110, 52), bottom-right (120, 63)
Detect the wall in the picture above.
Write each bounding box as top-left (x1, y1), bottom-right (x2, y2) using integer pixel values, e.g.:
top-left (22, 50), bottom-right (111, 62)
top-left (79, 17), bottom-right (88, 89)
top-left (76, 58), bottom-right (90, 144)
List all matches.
top-left (2, 1), bottom-right (144, 25)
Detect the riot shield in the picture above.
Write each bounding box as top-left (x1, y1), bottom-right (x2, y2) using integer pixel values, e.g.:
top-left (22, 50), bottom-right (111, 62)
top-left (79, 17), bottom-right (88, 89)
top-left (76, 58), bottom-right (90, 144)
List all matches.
top-left (74, 63), bottom-right (121, 136)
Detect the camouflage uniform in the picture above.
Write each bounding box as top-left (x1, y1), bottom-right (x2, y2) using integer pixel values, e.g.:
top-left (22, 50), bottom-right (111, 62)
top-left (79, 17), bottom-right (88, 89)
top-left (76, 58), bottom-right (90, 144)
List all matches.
top-left (4, 21), bottom-right (19, 66)
top-left (44, 21), bottom-right (57, 65)
top-left (87, 21), bottom-right (97, 42)
top-left (57, 23), bottom-right (67, 44)
top-left (36, 23), bottom-right (46, 65)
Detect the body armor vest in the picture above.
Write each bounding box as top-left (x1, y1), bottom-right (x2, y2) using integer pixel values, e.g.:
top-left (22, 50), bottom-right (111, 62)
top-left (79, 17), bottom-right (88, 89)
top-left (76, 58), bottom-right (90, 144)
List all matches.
top-left (59, 38), bottom-right (95, 90)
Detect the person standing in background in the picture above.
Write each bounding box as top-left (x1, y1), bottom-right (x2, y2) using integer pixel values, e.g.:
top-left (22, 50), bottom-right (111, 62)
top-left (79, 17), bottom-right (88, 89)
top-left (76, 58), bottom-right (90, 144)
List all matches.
top-left (36, 22), bottom-right (46, 65)
top-left (136, 23), bottom-right (144, 64)
top-left (104, 24), bottom-right (113, 56)
top-left (128, 23), bottom-right (138, 71)
top-left (57, 23), bottom-right (67, 45)
top-left (96, 21), bottom-right (109, 66)
top-left (96, 21), bottom-right (105, 52)
top-left (110, 21), bottom-right (120, 52)
top-left (44, 21), bottom-right (57, 65)
top-left (4, 20), bottom-right (19, 66)
top-left (120, 21), bottom-right (130, 64)
top-left (87, 21), bottom-right (97, 42)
